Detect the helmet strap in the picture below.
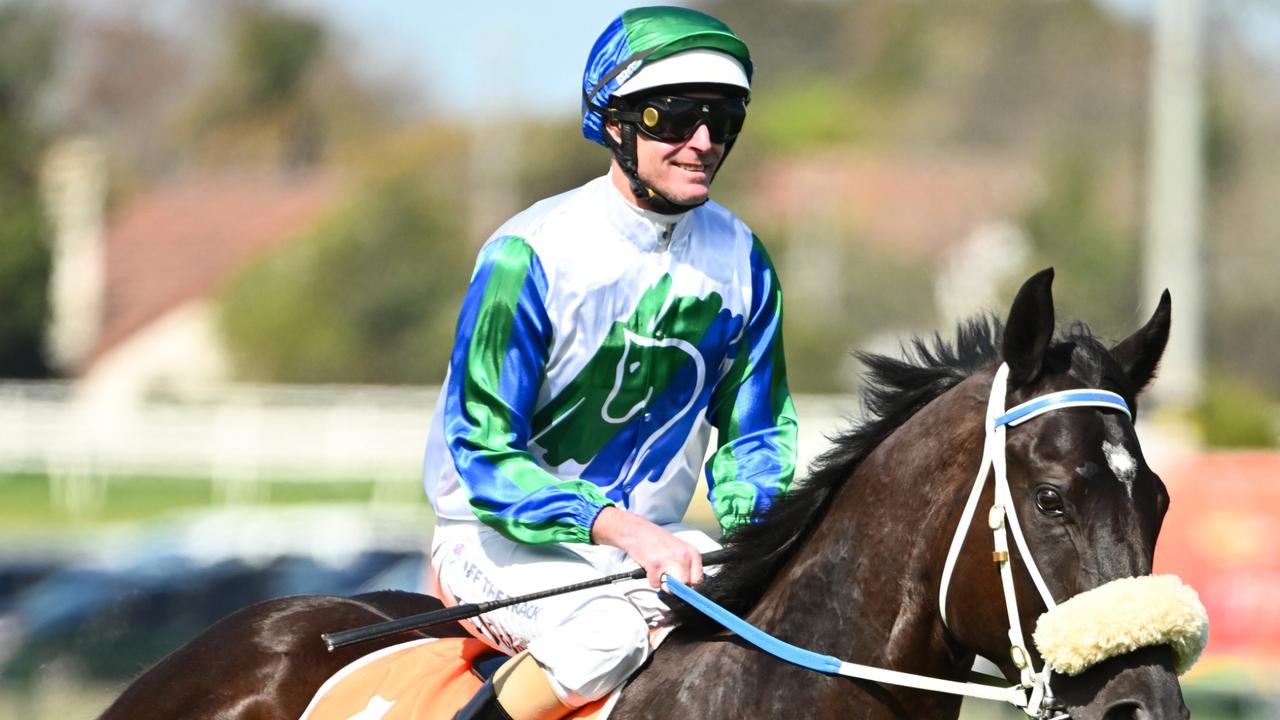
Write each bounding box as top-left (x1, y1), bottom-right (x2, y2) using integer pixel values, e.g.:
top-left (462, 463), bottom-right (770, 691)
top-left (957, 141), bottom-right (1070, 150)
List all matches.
top-left (604, 115), bottom-right (707, 215)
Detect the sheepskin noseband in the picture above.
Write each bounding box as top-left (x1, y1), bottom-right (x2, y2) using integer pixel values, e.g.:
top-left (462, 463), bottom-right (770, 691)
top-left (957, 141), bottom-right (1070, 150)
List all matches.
top-left (1033, 574), bottom-right (1209, 676)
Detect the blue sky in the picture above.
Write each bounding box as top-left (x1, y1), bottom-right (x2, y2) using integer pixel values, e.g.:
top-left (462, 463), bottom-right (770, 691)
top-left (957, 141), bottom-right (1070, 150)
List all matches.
top-left (278, 0), bottom-right (1280, 118)
top-left (280, 0), bottom-right (662, 118)
top-left (59, 0), bottom-right (1280, 119)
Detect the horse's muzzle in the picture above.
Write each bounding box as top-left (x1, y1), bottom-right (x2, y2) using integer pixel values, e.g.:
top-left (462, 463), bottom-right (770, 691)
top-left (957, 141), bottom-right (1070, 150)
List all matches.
top-left (1052, 644), bottom-right (1191, 720)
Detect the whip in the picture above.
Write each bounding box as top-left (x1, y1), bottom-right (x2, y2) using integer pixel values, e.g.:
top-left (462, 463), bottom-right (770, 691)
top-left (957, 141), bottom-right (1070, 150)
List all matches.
top-left (322, 548), bottom-right (732, 651)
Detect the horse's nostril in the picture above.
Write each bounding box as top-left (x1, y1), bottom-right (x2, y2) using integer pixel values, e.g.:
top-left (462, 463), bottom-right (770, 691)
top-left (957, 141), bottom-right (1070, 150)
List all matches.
top-left (1101, 701), bottom-right (1145, 720)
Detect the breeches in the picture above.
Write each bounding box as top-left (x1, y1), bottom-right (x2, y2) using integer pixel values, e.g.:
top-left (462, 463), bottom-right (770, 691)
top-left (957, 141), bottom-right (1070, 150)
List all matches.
top-left (429, 519), bottom-right (719, 705)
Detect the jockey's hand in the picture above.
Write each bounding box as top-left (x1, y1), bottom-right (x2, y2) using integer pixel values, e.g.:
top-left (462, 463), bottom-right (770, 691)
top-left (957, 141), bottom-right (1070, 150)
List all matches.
top-left (590, 506), bottom-right (703, 589)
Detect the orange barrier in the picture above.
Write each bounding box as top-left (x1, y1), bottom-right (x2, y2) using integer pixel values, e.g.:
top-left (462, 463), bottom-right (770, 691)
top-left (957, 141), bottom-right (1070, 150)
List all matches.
top-left (1154, 452), bottom-right (1280, 668)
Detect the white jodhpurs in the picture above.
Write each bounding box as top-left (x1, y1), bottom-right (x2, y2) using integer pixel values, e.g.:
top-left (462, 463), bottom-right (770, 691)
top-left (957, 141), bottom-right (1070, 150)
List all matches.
top-left (429, 518), bottom-right (720, 706)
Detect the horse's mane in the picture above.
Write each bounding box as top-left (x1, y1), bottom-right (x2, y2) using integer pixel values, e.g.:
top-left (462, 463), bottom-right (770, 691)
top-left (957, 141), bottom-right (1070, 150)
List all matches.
top-left (675, 315), bottom-right (1121, 632)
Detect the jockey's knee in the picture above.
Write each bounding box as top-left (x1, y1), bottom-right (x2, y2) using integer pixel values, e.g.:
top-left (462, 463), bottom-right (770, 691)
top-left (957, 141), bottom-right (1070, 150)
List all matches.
top-left (527, 597), bottom-right (651, 705)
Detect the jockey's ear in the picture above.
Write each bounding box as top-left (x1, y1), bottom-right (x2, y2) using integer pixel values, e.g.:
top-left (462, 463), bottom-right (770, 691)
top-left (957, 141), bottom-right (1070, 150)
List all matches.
top-left (1110, 290), bottom-right (1171, 395)
top-left (1002, 267), bottom-right (1056, 388)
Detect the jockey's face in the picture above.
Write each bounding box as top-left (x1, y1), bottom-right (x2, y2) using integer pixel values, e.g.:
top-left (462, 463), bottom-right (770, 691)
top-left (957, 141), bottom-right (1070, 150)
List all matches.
top-left (635, 120), bottom-right (724, 208)
top-left (608, 91), bottom-right (733, 210)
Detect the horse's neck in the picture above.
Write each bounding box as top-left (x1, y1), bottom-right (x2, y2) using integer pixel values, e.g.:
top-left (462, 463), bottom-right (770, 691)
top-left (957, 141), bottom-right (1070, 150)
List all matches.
top-left (617, 380), bottom-right (988, 720)
top-left (744, 381), bottom-right (984, 716)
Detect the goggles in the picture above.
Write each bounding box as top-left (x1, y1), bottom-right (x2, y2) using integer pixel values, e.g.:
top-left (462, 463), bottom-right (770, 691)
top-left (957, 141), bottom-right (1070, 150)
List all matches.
top-left (612, 95), bottom-right (748, 144)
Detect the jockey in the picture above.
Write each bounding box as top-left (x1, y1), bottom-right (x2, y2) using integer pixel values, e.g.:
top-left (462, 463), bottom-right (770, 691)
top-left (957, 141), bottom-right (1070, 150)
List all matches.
top-left (422, 7), bottom-right (797, 719)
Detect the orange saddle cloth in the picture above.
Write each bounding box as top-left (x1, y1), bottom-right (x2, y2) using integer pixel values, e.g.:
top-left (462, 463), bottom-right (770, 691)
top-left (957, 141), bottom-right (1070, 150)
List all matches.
top-left (299, 637), bottom-right (611, 720)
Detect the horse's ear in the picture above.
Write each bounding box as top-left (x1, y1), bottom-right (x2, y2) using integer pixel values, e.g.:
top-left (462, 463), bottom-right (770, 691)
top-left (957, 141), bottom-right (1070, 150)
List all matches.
top-left (1110, 290), bottom-right (1171, 394)
top-left (1002, 268), bottom-right (1056, 387)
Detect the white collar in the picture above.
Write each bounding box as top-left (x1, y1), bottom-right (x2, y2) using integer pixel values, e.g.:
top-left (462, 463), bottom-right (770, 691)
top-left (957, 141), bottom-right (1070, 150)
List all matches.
top-left (601, 173), bottom-right (694, 252)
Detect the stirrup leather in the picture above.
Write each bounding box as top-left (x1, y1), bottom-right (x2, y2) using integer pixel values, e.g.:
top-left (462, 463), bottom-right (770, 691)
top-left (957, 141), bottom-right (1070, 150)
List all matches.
top-left (454, 678), bottom-right (514, 720)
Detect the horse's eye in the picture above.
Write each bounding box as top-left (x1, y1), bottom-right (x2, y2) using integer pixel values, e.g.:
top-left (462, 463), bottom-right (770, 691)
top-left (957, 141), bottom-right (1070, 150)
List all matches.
top-left (1035, 485), bottom-right (1065, 517)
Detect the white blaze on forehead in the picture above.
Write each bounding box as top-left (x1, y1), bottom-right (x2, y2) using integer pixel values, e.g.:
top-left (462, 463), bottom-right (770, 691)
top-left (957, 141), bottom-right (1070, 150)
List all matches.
top-left (1103, 440), bottom-right (1138, 496)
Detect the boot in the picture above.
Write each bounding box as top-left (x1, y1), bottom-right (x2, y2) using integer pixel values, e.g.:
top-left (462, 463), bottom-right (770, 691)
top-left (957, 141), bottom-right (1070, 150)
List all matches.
top-left (453, 651), bottom-right (572, 720)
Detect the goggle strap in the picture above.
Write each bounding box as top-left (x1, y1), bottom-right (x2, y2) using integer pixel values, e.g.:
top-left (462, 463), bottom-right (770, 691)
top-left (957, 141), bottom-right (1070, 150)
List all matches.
top-left (607, 109), bottom-right (643, 124)
top-left (583, 48), bottom-right (660, 113)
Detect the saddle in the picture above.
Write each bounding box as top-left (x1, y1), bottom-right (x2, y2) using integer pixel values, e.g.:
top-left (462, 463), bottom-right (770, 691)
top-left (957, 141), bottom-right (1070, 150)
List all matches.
top-left (298, 637), bottom-right (613, 720)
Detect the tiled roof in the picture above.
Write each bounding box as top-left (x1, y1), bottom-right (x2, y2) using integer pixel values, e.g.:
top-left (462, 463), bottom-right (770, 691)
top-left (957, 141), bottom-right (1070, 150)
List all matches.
top-left (88, 172), bottom-right (343, 370)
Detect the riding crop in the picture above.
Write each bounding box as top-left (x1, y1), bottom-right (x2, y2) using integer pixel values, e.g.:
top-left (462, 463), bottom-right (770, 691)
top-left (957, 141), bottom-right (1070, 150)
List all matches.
top-left (321, 548), bottom-right (732, 651)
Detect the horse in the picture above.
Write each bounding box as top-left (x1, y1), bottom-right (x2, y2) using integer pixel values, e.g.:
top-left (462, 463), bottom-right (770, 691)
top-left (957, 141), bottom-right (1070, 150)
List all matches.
top-left (98, 268), bottom-right (1198, 720)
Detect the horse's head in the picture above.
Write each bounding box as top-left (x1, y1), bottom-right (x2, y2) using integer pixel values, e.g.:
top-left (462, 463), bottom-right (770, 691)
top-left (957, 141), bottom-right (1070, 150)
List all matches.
top-left (944, 268), bottom-right (1202, 719)
top-left (670, 267), bottom-right (1206, 719)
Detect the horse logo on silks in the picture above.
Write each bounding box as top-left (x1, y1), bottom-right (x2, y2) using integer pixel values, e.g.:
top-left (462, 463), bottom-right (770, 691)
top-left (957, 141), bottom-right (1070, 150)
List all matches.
top-left (530, 276), bottom-right (741, 501)
top-left (596, 327), bottom-right (706, 494)
top-left (601, 328), bottom-right (703, 425)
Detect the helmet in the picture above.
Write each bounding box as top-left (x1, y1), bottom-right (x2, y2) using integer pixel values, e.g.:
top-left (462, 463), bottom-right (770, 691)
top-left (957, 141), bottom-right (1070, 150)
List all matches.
top-left (581, 6), bottom-right (753, 213)
top-left (582, 6), bottom-right (753, 145)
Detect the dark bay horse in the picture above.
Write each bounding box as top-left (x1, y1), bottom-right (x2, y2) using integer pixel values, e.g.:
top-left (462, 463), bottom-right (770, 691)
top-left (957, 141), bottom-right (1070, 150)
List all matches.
top-left (100, 269), bottom-right (1194, 719)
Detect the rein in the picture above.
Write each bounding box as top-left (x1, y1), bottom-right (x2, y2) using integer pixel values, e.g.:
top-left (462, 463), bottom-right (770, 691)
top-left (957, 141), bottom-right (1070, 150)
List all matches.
top-left (666, 363), bottom-right (1132, 719)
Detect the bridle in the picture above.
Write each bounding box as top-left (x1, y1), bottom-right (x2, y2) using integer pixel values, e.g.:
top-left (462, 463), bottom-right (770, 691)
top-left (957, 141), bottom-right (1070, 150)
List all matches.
top-left (937, 362), bottom-right (1131, 717)
top-left (666, 361), bottom-right (1137, 718)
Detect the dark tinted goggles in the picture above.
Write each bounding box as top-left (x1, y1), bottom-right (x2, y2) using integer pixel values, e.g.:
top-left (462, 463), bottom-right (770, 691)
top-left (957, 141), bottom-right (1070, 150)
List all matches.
top-left (616, 96), bottom-right (748, 144)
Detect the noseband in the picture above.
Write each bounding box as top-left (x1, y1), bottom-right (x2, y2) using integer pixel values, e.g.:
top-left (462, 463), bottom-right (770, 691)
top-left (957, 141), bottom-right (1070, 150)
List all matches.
top-left (665, 362), bottom-right (1206, 718)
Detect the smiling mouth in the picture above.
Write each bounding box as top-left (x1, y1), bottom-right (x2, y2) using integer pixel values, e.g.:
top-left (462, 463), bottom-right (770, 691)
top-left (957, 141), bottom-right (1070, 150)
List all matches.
top-left (675, 162), bottom-right (710, 174)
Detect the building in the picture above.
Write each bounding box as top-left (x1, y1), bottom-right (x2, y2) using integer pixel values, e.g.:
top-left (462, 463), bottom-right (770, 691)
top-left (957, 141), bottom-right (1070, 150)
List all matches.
top-left (41, 138), bottom-right (344, 407)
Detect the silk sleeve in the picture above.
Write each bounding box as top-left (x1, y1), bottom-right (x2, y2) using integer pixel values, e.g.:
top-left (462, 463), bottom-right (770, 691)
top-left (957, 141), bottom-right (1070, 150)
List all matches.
top-left (443, 236), bottom-right (613, 544)
top-left (704, 236), bottom-right (798, 536)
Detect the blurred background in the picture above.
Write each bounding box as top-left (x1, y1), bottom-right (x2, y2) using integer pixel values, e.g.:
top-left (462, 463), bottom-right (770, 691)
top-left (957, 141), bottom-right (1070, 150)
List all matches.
top-left (0, 0), bottom-right (1277, 717)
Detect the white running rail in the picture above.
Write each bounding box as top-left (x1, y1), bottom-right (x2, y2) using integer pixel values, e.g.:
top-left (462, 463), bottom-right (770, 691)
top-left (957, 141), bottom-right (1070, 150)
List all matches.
top-left (0, 381), bottom-right (853, 516)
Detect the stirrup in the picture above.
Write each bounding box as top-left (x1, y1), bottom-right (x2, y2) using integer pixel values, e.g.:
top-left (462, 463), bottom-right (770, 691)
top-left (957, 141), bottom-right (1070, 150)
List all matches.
top-left (453, 678), bottom-right (515, 720)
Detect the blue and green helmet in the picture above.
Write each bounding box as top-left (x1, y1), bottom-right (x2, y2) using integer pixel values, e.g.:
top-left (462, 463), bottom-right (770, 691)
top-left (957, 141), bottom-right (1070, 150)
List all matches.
top-left (581, 6), bottom-right (754, 146)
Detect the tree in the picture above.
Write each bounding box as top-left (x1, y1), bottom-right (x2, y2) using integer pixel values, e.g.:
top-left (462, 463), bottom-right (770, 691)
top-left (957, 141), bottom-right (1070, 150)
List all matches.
top-left (180, 3), bottom-right (404, 171)
top-left (59, 12), bottom-right (192, 181)
top-left (182, 4), bottom-right (327, 169)
top-left (1021, 150), bottom-right (1139, 339)
top-left (218, 130), bottom-right (476, 384)
top-left (0, 3), bottom-right (59, 378)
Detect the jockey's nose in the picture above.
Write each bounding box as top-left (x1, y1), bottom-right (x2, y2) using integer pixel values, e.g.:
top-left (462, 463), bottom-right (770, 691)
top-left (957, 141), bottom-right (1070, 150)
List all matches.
top-left (684, 122), bottom-right (715, 151)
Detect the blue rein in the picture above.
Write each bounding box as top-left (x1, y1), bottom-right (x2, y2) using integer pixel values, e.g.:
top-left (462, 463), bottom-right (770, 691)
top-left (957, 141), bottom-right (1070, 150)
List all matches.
top-left (663, 576), bottom-right (844, 675)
